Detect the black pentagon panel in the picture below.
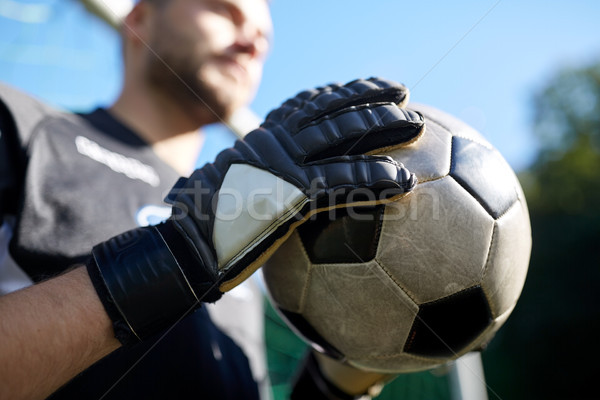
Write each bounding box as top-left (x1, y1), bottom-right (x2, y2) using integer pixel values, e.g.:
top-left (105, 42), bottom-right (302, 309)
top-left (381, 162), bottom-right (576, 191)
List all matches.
top-left (404, 286), bottom-right (492, 358)
top-left (298, 206), bottom-right (384, 264)
top-left (450, 136), bottom-right (518, 219)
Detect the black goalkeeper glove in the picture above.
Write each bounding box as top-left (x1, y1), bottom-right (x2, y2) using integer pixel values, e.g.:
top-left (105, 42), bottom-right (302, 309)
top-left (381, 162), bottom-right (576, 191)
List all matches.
top-left (86, 78), bottom-right (425, 344)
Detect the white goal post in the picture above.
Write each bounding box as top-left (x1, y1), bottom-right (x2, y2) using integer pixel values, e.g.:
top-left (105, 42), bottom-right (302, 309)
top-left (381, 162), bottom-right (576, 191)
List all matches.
top-left (449, 352), bottom-right (489, 400)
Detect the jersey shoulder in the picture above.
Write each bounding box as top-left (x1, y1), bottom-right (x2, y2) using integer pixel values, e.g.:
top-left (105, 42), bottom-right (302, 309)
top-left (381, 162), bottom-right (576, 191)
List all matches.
top-left (0, 83), bottom-right (66, 146)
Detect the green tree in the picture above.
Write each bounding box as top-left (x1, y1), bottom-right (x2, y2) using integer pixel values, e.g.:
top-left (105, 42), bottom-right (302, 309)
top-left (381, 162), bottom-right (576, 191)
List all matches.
top-left (483, 61), bottom-right (600, 399)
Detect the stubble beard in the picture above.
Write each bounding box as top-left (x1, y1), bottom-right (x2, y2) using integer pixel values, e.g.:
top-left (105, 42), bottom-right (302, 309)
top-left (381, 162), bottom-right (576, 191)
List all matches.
top-left (145, 31), bottom-right (233, 125)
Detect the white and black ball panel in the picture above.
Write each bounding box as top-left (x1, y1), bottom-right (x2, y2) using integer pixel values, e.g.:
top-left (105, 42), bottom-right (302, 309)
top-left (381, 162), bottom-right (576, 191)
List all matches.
top-left (377, 178), bottom-right (495, 304)
top-left (262, 231), bottom-right (310, 313)
top-left (297, 206), bottom-right (384, 264)
top-left (467, 303), bottom-right (514, 354)
top-left (450, 136), bottom-right (519, 219)
top-left (386, 111), bottom-right (452, 183)
top-left (481, 198), bottom-right (531, 318)
top-left (302, 261), bottom-right (418, 360)
top-left (403, 285), bottom-right (492, 358)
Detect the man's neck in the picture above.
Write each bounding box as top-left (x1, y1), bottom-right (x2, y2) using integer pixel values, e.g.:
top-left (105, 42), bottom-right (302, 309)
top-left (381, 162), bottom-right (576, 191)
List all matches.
top-left (109, 88), bottom-right (210, 176)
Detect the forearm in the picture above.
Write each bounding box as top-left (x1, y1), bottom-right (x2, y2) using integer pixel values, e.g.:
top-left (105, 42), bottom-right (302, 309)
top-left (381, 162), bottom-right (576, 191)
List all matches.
top-left (0, 266), bottom-right (120, 400)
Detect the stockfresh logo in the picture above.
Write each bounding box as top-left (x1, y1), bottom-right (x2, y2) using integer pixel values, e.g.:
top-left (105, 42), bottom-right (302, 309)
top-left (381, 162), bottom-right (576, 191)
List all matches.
top-left (75, 136), bottom-right (160, 187)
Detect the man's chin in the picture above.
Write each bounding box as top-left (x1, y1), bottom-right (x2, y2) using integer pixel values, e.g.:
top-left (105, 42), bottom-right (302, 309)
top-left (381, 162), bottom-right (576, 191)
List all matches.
top-left (186, 74), bottom-right (252, 123)
top-left (204, 70), bottom-right (253, 103)
top-left (212, 90), bottom-right (252, 121)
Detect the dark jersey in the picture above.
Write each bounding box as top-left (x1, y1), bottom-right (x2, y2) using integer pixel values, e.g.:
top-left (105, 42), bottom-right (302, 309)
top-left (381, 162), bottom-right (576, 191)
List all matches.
top-left (0, 83), bottom-right (260, 400)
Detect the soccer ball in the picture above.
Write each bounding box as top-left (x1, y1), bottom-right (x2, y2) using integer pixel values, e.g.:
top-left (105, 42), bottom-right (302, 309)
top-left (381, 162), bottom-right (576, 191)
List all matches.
top-left (262, 103), bottom-right (531, 373)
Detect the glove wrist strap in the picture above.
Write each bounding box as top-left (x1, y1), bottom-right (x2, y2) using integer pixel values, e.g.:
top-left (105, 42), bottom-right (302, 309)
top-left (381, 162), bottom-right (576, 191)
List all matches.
top-left (88, 226), bottom-right (200, 344)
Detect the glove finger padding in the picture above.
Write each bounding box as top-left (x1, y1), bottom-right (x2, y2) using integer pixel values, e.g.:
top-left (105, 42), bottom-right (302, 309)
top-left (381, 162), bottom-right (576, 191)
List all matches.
top-left (290, 105), bottom-right (424, 162)
top-left (264, 78), bottom-right (410, 129)
top-left (304, 155), bottom-right (416, 200)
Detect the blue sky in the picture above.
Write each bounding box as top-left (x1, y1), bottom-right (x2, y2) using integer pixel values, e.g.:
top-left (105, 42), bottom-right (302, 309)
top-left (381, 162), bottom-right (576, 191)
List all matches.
top-left (1, 0), bottom-right (599, 171)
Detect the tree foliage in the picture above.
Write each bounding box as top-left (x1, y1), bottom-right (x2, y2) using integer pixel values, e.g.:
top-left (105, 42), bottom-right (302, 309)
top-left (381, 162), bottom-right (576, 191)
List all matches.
top-left (524, 62), bottom-right (600, 215)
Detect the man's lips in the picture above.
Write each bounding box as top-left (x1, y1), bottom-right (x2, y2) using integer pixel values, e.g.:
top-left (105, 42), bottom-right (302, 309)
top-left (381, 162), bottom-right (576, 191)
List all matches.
top-left (216, 57), bottom-right (250, 82)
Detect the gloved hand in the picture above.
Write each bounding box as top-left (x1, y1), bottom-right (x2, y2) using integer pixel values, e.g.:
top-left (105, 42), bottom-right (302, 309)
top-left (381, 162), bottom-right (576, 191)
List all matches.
top-left (86, 77), bottom-right (425, 344)
top-left (291, 350), bottom-right (393, 400)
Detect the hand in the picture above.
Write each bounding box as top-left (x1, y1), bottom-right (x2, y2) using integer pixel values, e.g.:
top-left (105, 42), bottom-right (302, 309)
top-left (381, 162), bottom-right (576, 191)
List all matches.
top-left (87, 78), bottom-right (425, 344)
top-left (291, 350), bottom-right (396, 400)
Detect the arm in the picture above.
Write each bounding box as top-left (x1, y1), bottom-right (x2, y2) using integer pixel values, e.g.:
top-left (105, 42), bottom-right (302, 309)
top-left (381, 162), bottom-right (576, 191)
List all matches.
top-left (0, 267), bottom-right (120, 400)
top-left (0, 78), bottom-right (420, 399)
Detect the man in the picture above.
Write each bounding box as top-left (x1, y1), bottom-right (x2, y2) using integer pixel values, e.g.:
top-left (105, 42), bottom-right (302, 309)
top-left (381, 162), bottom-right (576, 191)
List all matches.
top-left (0, 1), bottom-right (423, 399)
top-left (1, 1), bottom-right (272, 398)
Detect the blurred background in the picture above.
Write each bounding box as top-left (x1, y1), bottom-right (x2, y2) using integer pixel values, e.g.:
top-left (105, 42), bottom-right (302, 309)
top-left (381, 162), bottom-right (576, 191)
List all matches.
top-left (1, 0), bottom-right (599, 399)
